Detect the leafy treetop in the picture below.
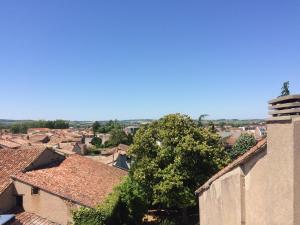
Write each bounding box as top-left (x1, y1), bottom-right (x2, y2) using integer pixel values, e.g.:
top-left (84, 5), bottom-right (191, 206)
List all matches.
top-left (280, 81), bottom-right (290, 97)
top-left (129, 114), bottom-right (229, 211)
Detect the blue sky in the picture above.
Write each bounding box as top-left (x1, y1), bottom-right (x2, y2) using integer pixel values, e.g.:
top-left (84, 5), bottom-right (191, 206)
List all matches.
top-left (1, 0), bottom-right (300, 120)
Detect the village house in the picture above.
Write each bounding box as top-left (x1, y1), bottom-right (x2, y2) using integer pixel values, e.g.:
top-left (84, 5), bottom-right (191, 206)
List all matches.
top-left (196, 95), bottom-right (300, 225)
top-left (0, 145), bottom-right (127, 225)
top-left (0, 145), bottom-right (63, 214)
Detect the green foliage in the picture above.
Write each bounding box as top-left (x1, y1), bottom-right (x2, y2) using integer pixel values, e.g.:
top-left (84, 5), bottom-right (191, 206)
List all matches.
top-left (105, 128), bottom-right (133, 147)
top-left (159, 218), bottom-right (176, 225)
top-left (93, 120), bottom-right (123, 134)
top-left (230, 133), bottom-right (257, 160)
top-left (91, 136), bottom-right (102, 148)
top-left (129, 114), bottom-right (229, 210)
top-left (0, 123), bottom-right (9, 129)
top-left (280, 81), bottom-right (290, 97)
top-left (10, 120), bottom-right (69, 133)
top-left (201, 119), bottom-right (265, 128)
top-left (73, 177), bottom-right (147, 225)
top-left (92, 121), bottom-right (101, 135)
top-left (116, 177), bottom-right (148, 224)
top-left (11, 123), bottom-right (28, 134)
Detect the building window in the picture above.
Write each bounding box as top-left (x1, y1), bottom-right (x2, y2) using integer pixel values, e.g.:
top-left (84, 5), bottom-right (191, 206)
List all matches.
top-left (31, 187), bottom-right (39, 195)
top-left (16, 195), bottom-right (23, 207)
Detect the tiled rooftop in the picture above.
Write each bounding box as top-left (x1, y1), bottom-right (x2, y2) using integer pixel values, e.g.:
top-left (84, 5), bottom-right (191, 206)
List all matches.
top-left (13, 154), bottom-right (127, 207)
top-left (12, 211), bottom-right (58, 225)
top-left (0, 145), bottom-right (46, 194)
top-left (0, 139), bottom-right (21, 149)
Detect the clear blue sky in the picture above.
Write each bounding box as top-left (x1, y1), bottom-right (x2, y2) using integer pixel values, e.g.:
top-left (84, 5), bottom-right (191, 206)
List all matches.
top-left (1, 0), bottom-right (300, 121)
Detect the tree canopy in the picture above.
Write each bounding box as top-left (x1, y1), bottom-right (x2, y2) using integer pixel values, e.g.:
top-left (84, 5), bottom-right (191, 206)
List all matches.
top-left (105, 129), bottom-right (133, 147)
top-left (93, 120), bottom-right (123, 134)
top-left (280, 81), bottom-right (290, 97)
top-left (129, 114), bottom-right (229, 211)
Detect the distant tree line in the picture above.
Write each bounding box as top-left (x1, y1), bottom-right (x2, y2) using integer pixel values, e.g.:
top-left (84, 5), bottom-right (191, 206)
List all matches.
top-left (92, 120), bottom-right (123, 134)
top-left (10, 120), bottom-right (69, 134)
top-left (0, 123), bottom-right (9, 130)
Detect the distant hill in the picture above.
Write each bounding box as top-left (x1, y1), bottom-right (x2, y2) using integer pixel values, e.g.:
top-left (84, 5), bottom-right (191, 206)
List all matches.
top-left (0, 119), bottom-right (154, 128)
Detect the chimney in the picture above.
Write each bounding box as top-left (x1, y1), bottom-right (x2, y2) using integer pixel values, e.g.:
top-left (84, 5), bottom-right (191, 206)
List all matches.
top-left (268, 95), bottom-right (300, 121)
top-left (267, 94), bottom-right (300, 224)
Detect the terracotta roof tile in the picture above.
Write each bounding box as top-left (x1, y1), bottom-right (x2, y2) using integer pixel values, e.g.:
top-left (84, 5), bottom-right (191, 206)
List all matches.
top-left (13, 154), bottom-right (127, 207)
top-left (12, 211), bottom-right (58, 225)
top-left (28, 135), bottom-right (49, 143)
top-left (0, 139), bottom-right (21, 149)
top-left (195, 139), bottom-right (267, 195)
top-left (27, 128), bottom-right (50, 133)
top-left (47, 136), bottom-right (64, 145)
top-left (10, 138), bottom-right (30, 146)
top-left (0, 146), bottom-right (46, 194)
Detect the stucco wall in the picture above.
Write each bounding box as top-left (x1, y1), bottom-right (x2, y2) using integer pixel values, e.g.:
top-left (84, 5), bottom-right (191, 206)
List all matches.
top-left (243, 122), bottom-right (294, 225)
top-left (199, 167), bottom-right (244, 225)
top-left (199, 120), bottom-right (298, 225)
top-left (293, 118), bottom-right (300, 224)
top-left (14, 180), bottom-right (79, 225)
top-left (0, 184), bottom-right (16, 213)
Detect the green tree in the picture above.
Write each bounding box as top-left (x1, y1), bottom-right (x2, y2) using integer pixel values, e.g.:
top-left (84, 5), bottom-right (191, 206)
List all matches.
top-left (92, 121), bottom-right (101, 135)
top-left (53, 120), bottom-right (69, 129)
top-left (73, 177), bottom-right (147, 225)
top-left (230, 133), bottom-right (257, 160)
top-left (129, 114), bottom-right (229, 224)
top-left (91, 137), bottom-right (102, 148)
top-left (106, 129), bottom-right (132, 147)
top-left (280, 81), bottom-right (290, 97)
